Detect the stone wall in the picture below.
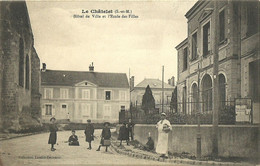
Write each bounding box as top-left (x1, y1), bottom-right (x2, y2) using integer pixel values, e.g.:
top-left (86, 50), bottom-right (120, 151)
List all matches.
top-left (133, 124), bottom-right (259, 159)
top-left (0, 1), bottom-right (41, 131)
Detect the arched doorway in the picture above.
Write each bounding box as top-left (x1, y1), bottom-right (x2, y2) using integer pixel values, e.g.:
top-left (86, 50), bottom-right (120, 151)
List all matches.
top-left (201, 74), bottom-right (212, 112)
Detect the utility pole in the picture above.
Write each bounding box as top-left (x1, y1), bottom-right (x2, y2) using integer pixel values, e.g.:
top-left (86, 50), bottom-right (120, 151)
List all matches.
top-left (162, 66), bottom-right (164, 113)
top-left (129, 68), bottom-right (132, 121)
top-left (196, 58), bottom-right (202, 159)
top-left (212, 0), bottom-right (220, 158)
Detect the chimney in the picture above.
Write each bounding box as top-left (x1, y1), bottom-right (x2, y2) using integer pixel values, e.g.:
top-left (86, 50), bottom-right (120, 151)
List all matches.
top-left (172, 76), bottom-right (175, 86)
top-left (42, 63), bottom-right (46, 72)
top-left (168, 76), bottom-right (175, 86)
top-left (130, 76), bottom-right (135, 91)
top-left (89, 62), bottom-right (94, 72)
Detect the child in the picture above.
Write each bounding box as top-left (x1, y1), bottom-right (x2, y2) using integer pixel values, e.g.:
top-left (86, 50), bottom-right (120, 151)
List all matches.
top-left (84, 119), bottom-right (94, 150)
top-left (118, 123), bottom-right (129, 146)
top-left (68, 130), bottom-right (80, 146)
top-left (143, 132), bottom-right (154, 151)
top-left (96, 122), bottom-right (111, 152)
top-left (48, 117), bottom-right (58, 151)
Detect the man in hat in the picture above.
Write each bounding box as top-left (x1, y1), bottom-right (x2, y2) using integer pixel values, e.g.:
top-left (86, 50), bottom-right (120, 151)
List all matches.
top-left (156, 112), bottom-right (172, 158)
top-left (84, 119), bottom-right (94, 150)
top-left (48, 117), bottom-right (58, 151)
top-left (96, 122), bottom-right (111, 152)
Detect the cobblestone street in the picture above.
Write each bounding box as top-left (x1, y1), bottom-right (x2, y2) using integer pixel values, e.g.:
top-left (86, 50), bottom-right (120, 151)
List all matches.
top-left (0, 129), bottom-right (192, 166)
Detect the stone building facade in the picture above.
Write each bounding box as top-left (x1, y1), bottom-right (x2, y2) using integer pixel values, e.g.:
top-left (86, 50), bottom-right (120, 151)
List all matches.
top-left (0, 1), bottom-right (41, 131)
top-left (41, 64), bottom-right (130, 123)
top-left (175, 0), bottom-right (259, 123)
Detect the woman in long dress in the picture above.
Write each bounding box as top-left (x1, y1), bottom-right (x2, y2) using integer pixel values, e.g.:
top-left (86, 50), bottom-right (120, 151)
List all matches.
top-left (156, 112), bottom-right (172, 158)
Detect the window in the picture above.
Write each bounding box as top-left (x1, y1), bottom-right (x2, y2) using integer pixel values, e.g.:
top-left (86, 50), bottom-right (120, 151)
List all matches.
top-left (82, 89), bottom-right (90, 99)
top-left (25, 55), bottom-right (29, 89)
top-left (120, 105), bottom-right (126, 111)
top-left (191, 32), bottom-right (197, 60)
top-left (104, 105), bottom-right (111, 119)
top-left (44, 88), bottom-right (53, 99)
top-left (120, 91), bottom-right (126, 101)
top-left (219, 74), bottom-right (226, 108)
top-left (62, 104), bottom-right (67, 109)
top-left (191, 83), bottom-right (198, 114)
top-left (45, 104), bottom-right (52, 115)
top-left (183, 47), bottom-right (188, 71)
top-left (60, 89), bottom-right (69, 99)
top-left (182, 86), bottom-right (187, 114)
top-left (19, 38), bottom-right (24, 87)
top-left (202, 74), bottom-right (212, 111)
top-left (203, 22), bottom-right (211, 56)
top-left (246, 1), bottom-right (258, 36)
top-left (249, 60), bottom-right (260, 102)
top-left (219, 9), bottom-right (225, 43)
top-left (105, 91), bottom-right (111, 100)
top-left (82, 103), bottom-right (90, 117)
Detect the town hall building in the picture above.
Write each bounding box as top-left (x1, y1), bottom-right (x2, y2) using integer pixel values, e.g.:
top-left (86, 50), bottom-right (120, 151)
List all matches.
top-left (175, 0), bottom-right (259, 123)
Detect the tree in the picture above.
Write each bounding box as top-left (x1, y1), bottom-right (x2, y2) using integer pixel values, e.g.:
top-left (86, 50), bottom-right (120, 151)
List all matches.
top-left (141, 85), bottom-right (155, 114)
top-left (170, 87), bottom-right (178, 113)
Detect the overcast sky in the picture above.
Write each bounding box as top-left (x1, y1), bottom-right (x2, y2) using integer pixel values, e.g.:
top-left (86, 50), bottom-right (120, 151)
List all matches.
top-left (27, 0), bottom-right (197, 85)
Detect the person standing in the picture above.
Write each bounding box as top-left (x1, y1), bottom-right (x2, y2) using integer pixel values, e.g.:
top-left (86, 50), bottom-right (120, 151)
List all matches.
top-left (118, 123), bottom-right (129, 146)
top-left (96, 122), bottom-right (111, 152)
top-left (84, 119), bottom-right (94, 150)
top-left (156, 112), bottom-right (172, 158)
top-left (127, 119), bottom-right (134, 141)
top-left (48, 117), bottom-right (58, 151)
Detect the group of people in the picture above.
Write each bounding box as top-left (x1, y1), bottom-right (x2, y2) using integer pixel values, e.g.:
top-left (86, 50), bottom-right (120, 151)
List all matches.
top-left (48, 118), bottom-right (111, 152)
top-left (48, 112), bottom-right (172, 158)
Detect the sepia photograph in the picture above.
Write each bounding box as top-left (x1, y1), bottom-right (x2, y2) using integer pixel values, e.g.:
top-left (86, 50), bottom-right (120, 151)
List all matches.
top-left (0, 0), bottom-right (259, 165)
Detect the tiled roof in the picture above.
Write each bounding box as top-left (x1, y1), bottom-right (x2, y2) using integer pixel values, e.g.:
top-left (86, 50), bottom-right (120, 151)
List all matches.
top-left (41, 70), bottom-right (129, 88)
top-left (135, 79), bottom-right (174, 89)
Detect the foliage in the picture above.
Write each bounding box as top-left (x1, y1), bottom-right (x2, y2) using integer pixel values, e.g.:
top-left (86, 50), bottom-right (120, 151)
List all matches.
top-left (170, 87), bottom-right (178, 112)
top-left (219, 105), bottom-right (236, 124)
top-left (141, 85), bottom-right (155, 114)
top-left (128, 105), bottom-right (235, 124)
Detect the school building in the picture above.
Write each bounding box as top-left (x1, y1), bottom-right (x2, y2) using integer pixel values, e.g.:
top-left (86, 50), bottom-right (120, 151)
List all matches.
top-left (41, 63), bottom-right (130, 123)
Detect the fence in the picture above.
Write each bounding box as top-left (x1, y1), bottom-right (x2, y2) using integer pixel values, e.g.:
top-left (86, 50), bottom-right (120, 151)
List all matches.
top-left (119, 100), bottom-right (237, 125)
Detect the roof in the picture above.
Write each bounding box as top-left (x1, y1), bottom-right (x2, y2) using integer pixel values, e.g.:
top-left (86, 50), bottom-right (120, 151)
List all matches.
top-left (135, 79), bottom-right (175, 89)
top-left (185, 0), bottom-right (205, 19)
top-left (175, 38), bottom-right (188, 50)
top-left (41, 70), bottom-right (129, 88)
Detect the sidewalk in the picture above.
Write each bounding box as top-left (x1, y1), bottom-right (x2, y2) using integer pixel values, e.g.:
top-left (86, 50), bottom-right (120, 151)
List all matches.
top-left (110, 135), bottom-right (255, 166)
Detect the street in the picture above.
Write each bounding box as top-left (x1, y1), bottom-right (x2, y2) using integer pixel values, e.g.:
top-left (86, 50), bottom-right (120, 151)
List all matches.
top-left (0, 129), bottom-right (192, 166)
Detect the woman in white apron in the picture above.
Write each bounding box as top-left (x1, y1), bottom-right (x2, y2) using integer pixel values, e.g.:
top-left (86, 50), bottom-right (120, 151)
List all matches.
top-left (156, 112), bottom-right (172, 158)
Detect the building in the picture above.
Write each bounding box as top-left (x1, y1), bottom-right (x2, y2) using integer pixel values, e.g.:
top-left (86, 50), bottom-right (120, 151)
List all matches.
top-left (0, 1), bottom-right (41, 131)
top-left (41, 63), bottom-right (130, 123)
top-left (130, 78), bottom-right (175, 112)
top-left (175, 0), bottom-right (259, 123)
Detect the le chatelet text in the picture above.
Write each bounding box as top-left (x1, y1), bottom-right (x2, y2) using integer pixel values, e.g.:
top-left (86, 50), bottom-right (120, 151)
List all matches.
top-left (82, 9), bottom-right (113, 14)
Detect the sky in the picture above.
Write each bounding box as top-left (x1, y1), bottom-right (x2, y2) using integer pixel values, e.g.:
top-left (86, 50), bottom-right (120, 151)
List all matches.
top-left (26, 0), bottom-right (197, 85)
